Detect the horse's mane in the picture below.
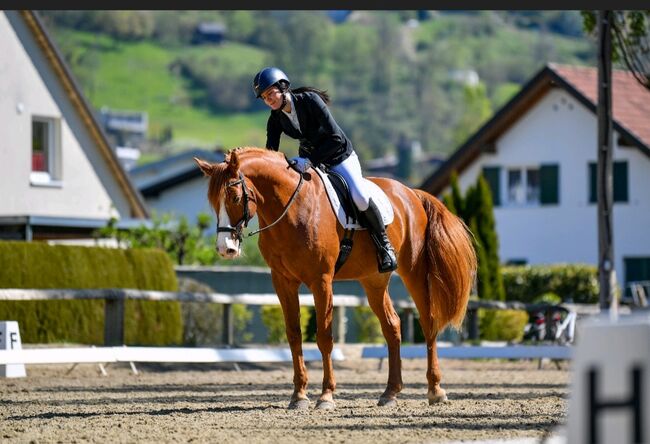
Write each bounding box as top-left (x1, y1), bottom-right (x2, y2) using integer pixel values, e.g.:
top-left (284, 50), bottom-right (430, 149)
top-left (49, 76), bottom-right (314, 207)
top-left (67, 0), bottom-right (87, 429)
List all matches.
top-left (225, 146), bottom-right (285, 162)
top-left (207, 147), bottom-right (286, 206)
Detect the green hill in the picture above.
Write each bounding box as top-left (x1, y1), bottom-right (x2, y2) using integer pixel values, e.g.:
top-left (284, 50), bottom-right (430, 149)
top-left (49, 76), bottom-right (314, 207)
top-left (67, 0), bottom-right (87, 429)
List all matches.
top-left (42, 11), bottom-right (596, 166)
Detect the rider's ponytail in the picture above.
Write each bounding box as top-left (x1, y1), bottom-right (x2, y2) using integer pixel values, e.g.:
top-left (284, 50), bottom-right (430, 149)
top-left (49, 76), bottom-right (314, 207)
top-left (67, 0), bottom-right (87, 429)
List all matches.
top-left (291, 86), bottom-right (331, 105)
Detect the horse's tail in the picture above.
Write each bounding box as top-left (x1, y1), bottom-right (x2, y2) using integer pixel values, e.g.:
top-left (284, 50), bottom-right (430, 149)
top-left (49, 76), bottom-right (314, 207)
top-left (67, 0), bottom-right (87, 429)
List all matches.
top-left (415, 189), bottom-right (477, 331)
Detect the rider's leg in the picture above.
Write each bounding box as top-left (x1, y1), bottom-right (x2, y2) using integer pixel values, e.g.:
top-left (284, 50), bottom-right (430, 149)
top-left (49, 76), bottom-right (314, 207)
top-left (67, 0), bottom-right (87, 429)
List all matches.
top-left (330, 152), bottom-right (397, 273)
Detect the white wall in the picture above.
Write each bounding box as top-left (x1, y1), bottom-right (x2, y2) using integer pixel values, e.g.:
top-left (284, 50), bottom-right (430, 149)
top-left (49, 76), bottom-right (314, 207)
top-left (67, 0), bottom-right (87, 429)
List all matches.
top-left (451, 88), bottom-right (650, 285)
top-left (145, 177), bottom-right (215, 227)
top-left (0, 12), bottom-right (132, 220)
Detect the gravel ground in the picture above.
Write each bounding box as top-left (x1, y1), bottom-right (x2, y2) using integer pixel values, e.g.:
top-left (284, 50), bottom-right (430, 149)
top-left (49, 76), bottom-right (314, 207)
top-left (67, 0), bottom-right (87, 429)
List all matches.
top-left (0, 344), bottom-right (569, 443)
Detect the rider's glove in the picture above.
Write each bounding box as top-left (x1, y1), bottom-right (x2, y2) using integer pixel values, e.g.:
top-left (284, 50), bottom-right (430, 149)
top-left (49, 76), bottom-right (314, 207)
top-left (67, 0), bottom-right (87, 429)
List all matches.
top-left (289, 156), bottom-right (312, 174)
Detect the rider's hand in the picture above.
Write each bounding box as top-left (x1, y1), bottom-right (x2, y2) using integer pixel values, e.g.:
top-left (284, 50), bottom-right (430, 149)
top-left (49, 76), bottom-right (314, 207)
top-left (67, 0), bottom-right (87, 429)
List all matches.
top-left (289, 156), bottom-right (312, 174)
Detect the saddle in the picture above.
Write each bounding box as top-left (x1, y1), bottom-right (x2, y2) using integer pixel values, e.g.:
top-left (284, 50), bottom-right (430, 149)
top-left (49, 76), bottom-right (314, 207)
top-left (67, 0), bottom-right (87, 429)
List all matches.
top-left (312, 166), bottom-right (394, 273)
top-left (312, 167), bottom-right (394, 230)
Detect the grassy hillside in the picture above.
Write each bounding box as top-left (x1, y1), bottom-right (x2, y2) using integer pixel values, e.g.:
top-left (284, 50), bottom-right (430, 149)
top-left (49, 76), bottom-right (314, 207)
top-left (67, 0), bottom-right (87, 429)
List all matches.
top-left (54, 29), bottom-right (271, 155)
top-left (46, 11), bottom-right (596, 165)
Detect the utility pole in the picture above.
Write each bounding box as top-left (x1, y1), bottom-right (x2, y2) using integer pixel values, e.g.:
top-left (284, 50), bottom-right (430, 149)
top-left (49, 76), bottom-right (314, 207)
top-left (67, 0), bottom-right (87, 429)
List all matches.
top-left (597, 10), bottom-right (616, 311)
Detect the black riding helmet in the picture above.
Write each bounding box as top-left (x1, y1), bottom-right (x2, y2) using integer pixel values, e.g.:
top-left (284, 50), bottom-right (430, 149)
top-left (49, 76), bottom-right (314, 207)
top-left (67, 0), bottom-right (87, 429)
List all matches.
top-left (253, 67), bottom-right (290, 98)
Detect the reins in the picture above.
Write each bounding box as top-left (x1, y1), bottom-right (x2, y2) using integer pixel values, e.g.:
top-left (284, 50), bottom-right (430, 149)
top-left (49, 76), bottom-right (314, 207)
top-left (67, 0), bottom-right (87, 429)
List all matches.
top-left (217, 168), bottom-right (305, 241)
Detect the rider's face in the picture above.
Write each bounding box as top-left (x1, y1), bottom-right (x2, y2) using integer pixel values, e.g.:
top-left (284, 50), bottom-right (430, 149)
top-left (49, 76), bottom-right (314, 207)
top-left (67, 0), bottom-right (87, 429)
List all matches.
top-left (261, 86), bottom-right (284, 110)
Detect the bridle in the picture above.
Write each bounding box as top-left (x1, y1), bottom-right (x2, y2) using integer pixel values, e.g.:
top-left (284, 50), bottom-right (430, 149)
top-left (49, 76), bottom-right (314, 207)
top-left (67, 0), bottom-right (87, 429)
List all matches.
top-left (216, 169), bottom-right (305, 243)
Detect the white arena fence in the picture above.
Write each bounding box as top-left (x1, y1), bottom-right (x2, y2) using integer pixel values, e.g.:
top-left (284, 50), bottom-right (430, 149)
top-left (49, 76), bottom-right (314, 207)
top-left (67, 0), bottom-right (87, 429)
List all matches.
top-left (0, 345), bottom-right (345, 375)
top-left (0, 288), bottom-right (606, 374)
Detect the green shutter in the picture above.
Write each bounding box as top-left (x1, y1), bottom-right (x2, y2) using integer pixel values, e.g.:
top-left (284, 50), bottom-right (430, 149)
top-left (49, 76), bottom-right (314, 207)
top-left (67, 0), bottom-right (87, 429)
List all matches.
top-left (482, 166), bottom-right (500, 207)
top-left (613, 161), bottom-right (628, 203)
top-left (589, 161), bottom-right (628, 204)
top-left (589, 163), bottom-right (597, 203)
top-left (540, 164), bottom-right (559, 205)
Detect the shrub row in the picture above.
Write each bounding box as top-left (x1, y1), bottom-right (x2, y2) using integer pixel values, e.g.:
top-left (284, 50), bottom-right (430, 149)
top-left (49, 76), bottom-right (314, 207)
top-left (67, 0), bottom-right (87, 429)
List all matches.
top-left (502, 263), bottom-right (599, 304)
top-left (0, 241), bottom-right (182, 345)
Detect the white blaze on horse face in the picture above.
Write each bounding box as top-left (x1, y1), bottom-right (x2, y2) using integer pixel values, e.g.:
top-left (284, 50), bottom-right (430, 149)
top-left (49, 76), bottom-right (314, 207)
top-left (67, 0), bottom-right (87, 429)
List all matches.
top-left (216, 197), bottom-right (241, 258)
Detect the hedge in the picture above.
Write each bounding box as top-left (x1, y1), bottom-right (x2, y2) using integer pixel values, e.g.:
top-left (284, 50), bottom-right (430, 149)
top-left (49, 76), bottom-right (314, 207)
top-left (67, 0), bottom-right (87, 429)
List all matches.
top-left (0, 241), bottom-right (182, 345)
top-left (502, 263), bottom-right (599, 304)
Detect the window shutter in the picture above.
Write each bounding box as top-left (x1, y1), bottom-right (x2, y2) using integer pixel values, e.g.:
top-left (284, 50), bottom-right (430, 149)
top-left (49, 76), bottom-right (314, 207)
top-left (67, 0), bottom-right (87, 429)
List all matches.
top-left (589, 161), bottom-right (628, 204)
top-left (482, 166), bottom-right (500, 207)
top-left (613, 161), bottom-right (628, 203)
top-left (540, 164), bottom-right (559, 205)
top-left (588, 163), bottom-right (597, 203)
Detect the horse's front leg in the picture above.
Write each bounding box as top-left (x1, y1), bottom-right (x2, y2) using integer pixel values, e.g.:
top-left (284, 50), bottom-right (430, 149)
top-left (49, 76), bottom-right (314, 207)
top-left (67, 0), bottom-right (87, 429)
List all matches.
top-left (271, 271), bottom-right (309, 409)
top-left (310, 276), bottom-right (337, 410)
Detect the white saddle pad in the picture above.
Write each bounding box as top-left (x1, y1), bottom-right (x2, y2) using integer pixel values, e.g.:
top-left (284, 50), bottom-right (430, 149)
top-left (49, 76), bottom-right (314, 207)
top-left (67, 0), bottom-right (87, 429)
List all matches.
top-left (313, 167), bottom-right (394, 230)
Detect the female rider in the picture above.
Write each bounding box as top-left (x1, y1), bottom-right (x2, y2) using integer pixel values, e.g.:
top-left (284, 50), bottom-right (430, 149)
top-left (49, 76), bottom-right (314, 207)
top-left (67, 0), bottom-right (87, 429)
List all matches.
top-left (252, 66), bottom-right (397, 273)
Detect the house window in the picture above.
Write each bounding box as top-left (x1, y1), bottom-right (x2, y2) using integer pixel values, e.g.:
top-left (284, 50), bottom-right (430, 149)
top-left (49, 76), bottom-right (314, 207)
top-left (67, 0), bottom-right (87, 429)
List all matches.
top-left (624, 257), bottom-right (650, 302)
top-left (588, 161), bottom-right (628, 204)
top-left (31, 117), bottom-right (60, 185)
top-left (507, 167), bottom-right (540, 205)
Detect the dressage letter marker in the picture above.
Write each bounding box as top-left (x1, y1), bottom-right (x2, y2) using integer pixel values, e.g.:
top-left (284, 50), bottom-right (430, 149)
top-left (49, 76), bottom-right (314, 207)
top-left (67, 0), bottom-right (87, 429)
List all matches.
top-left (0, 321), bottom-right (26, 377)
top-left (567, 314), bottom-right (649, 443)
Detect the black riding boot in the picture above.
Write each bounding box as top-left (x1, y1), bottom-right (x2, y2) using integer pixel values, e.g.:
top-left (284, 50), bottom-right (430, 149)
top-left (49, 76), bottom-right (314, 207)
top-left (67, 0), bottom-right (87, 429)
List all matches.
top-left (362, 198), bottom-right (398, 273)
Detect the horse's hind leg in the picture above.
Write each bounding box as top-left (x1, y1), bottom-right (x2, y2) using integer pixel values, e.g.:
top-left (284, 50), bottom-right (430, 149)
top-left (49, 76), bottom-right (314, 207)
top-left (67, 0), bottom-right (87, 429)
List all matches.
top-left (310, 277), bottom-right (337, 410)
top-left (271, 271), bottom-right (310, 409)
top-left (360, 276), bottom-right (403, 406)
top-left (400, 267), bottom-right (448, 404)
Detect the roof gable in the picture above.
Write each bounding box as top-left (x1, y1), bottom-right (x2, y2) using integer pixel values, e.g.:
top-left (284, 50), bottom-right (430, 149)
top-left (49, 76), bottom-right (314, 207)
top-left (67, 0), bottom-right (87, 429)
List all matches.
top-left (16, 11), bottom-right (148, 218)
top-left (421, 63), bottom-right (650, 195)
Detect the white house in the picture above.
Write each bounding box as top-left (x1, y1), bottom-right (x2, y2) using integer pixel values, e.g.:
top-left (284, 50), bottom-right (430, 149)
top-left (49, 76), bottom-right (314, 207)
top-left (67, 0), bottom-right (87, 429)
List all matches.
top-left (128, 148), bottom-right (225, 231)
top-left (0, 11), bottom-right (148, 240)
top-left (420, 63), bottom-right (650, 290)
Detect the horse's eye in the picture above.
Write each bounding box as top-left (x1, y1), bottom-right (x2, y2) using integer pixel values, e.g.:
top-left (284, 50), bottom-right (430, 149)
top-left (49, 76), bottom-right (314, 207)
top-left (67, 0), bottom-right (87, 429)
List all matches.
top-left (232, 194), bottom-right (242, 204)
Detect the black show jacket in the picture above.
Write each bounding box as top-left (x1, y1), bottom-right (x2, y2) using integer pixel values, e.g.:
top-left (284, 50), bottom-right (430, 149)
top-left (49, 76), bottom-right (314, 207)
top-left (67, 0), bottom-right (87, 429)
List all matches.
top-left (265, 91), bottom-right (353, 167)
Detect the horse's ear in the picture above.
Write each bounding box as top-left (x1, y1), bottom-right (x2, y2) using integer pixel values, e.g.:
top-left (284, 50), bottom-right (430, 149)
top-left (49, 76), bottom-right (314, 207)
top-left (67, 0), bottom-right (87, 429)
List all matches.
top-left (194, 157), bottom-right (214, 177)
top-left (227, 150), bottom-right (240, 175)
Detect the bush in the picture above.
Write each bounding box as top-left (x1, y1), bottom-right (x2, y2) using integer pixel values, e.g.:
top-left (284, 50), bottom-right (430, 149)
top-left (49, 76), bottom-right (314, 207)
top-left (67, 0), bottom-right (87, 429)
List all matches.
top-left (260, 305), bottom-right (311, 344)
top-left (502, 263), bottom-right (599, 303)
top-left (353, 306), bottom-right (384, 343)
top-left (0, 241), bottom-right (182, 345)
top-left (478, 308), bottom-right (529, 342)
top-left (178, 277), bottom-right (253, 345)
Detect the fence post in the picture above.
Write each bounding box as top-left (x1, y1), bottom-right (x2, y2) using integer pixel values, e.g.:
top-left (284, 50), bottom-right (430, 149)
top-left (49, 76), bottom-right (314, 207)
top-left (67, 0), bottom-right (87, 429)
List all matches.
top-left (335, 306), bottom-right (346, 343)
top-left (104, 292), bottom-right (125, 346)
top-left (466, 307), bottom-right (479, 340)
top-left (222, 303), bottom-right (234, 346)
top-left (403, 308), bottom-right (414, 344)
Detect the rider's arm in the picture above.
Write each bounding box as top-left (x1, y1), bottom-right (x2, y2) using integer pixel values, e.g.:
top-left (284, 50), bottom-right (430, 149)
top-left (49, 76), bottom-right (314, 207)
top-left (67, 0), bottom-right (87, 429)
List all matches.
top-left (265, 114), bottom-right (282, 151)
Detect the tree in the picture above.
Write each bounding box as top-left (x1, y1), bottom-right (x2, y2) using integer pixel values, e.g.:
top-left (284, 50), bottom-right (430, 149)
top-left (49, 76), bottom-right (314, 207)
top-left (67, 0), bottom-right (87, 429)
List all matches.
top-left (442, 172), bottom-right (505, 300)
top-left (582, 10), bottom-right (650, 90)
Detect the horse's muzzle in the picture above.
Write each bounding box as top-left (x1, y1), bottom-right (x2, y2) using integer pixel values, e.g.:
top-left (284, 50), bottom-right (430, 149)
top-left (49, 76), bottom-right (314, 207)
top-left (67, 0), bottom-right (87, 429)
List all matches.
top-left (217, 235), bottom-right (241, 258)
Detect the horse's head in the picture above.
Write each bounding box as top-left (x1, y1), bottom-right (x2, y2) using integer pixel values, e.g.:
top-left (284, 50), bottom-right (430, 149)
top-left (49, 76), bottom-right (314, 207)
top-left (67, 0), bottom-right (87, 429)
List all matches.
top-left (194, 150), bottom-right (257, 258)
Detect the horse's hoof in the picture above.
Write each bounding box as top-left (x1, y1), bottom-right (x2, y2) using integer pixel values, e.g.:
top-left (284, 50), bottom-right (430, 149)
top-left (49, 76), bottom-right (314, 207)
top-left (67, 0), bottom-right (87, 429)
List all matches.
top-left (428, 393), bottom-right (449, 404)
top-left (315, 399), bottom-right (336, 410)
top-left (288, 398), bottom-right (310, 410)
top-left (377, 396), bottom-right (397, 407)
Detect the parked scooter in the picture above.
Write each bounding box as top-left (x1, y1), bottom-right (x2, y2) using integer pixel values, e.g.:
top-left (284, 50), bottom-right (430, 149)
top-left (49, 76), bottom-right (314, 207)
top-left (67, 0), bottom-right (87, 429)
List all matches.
top-left (523, 310), bottom-right (547, 342)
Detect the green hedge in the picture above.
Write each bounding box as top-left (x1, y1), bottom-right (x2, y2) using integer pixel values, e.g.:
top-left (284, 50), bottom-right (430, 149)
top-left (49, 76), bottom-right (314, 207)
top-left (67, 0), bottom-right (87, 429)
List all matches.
top-left (479, 308), bottom-right (529, 342)
top-left (502, 263), bottom-right (599, 304)
top-left (0, 241), bottom-right (181, 345)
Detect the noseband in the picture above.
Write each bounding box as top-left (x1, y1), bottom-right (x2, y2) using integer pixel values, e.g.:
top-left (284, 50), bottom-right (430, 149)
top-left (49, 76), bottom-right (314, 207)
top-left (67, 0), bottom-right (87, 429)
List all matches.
top-left (216, 169), bottom-right (305, 243)
top-left (216, 172), bottom-right (253, 243)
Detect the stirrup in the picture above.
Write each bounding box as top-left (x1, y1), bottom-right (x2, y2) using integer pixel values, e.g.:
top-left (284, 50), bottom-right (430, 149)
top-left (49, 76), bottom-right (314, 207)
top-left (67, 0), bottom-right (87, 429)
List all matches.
top-left (377, 247), bottom-right (398, 273)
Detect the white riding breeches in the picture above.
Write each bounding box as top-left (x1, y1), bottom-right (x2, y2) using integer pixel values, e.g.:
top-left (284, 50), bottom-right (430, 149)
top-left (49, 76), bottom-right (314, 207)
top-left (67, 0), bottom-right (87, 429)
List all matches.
top-left (329, 151), bottom-right (372, 211)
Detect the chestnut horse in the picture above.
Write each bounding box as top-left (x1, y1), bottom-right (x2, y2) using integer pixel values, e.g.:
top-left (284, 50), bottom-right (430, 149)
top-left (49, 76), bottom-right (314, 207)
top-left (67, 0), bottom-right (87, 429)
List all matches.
top-left (195, 147), bottom-right (476, 409)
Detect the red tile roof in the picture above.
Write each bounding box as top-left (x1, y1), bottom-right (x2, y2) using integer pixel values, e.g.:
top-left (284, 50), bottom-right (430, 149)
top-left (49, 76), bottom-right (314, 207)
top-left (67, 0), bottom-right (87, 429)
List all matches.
top-left (550, 63), bottom-right (650, 148)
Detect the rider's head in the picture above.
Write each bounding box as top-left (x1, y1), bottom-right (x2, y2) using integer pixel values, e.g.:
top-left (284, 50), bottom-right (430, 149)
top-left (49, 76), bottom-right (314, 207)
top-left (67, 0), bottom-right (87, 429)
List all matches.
top-left (253, 66), bottom-right (290, 98)
top-left (253, 67), bottom-right (290, 110)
